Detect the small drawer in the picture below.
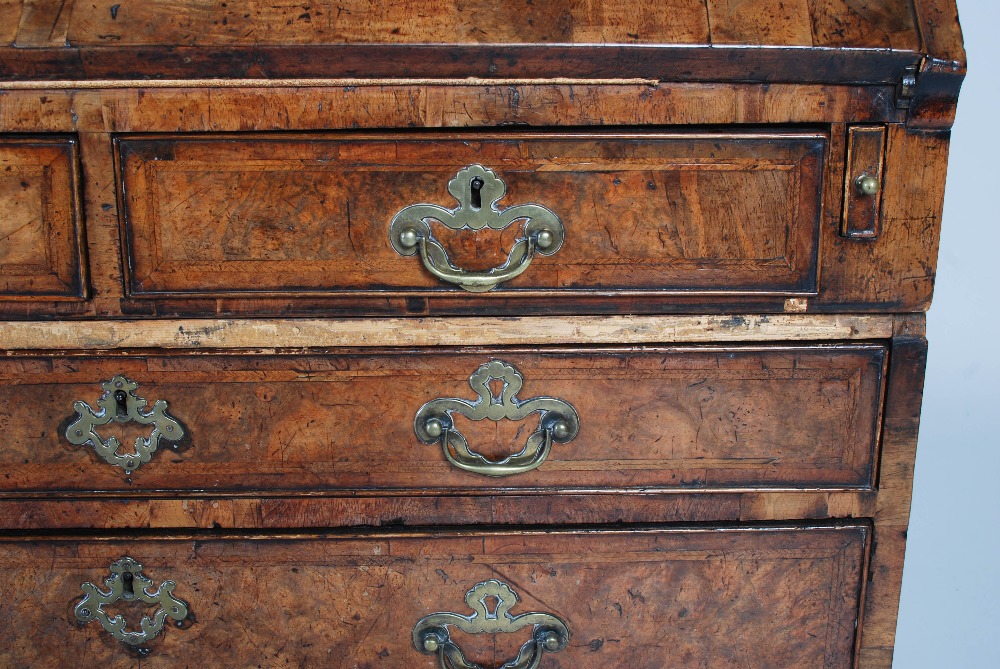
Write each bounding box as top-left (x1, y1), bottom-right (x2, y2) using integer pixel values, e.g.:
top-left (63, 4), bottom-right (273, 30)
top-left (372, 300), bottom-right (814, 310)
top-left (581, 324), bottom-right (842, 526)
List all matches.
top-left (0, 343), bottom-right (885, 493)
top-left (116, 131), bottom-right (824, 305)
top-left (0, 524), bottom-right (868, 668)
top-left (0, 136), bottom-right (86, 300)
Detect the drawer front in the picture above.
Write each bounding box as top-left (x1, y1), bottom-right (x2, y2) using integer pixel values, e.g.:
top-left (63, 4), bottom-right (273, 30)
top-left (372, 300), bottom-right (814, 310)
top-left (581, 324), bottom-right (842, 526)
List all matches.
top-left (117, 132), bottom-right (824, 299)
top-left (0, 344), bottom-right (884, 493)
top-left (0, 525), bottom-right (867, 668)
top-left (0, 137), bottom-right (86, 299)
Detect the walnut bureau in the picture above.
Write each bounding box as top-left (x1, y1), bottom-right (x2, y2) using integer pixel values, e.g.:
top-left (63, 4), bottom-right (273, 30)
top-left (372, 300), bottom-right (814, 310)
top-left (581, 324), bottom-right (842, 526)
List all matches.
top-left (0, 2), bottom-right (964, 668)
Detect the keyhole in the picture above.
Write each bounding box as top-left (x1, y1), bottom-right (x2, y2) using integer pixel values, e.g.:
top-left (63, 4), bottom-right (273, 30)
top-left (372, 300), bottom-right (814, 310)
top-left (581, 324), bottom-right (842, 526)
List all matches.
top-left (482, 594), bottom-right (501, 619)
top-left (488, 378), bottom-right (505, 404)
top-left (114, 390), bottom-right (128, 418)
top-left (470, 177), bottom-right (484, 210)
top-left (121, 570), bottom-right (135, 597)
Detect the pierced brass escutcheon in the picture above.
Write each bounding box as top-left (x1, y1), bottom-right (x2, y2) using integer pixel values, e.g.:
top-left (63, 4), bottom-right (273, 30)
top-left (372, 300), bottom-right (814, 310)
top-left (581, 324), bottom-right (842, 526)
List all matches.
top-left (74, 557), bottom-right (189, 648)
top-left (414, 360), bottom-right (579, 477)
top-left (65, 375), bottom-right (183, 474)
top-left (413, 579), bottom-right (570, 669)
top-left (389, 164), bottom-right (565, 292)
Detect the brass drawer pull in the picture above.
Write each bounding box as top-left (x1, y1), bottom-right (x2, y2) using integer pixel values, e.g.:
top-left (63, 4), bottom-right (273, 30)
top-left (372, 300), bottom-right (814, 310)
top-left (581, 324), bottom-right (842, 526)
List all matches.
top-left (389, 165), bottom-right (564, 292)
top-left (855, 173), bottom-right (880, 196)
top-left (65, 375), bottom-right (184, 474)
top-left (413, 579), bottom-right (570, 669)
top-left (75, 557), bottom-right (190, 647)
top-left (414, 360), bottom-right (579, 477)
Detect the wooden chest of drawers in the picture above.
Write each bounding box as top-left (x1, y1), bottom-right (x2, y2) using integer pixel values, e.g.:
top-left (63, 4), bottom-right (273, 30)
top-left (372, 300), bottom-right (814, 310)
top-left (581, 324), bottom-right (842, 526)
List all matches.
top-left (0, 1), bottom-right (964, 667)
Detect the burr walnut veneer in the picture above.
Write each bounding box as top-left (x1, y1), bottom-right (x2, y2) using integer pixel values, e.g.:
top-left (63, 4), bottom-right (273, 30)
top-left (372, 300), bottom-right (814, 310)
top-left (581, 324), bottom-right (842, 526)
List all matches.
top-left (0, 1), bottom-right (964, 668)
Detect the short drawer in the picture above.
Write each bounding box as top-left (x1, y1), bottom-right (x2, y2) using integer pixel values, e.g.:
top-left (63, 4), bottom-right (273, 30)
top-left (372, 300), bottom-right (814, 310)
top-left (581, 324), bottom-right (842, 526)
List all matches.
top-left (116, 131), bottom-right (824, 302)
top-left (0, 344), bottom-right (885, 493)
top-left (0, 524), bottom-right (868, 668)
top-left (0, 136), bottom-right (86, 299)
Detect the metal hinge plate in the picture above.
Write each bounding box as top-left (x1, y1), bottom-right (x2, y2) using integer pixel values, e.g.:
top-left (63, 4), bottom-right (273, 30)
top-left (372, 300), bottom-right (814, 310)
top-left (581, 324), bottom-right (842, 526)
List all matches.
top-left (895, 64), bottom-right (918, 109)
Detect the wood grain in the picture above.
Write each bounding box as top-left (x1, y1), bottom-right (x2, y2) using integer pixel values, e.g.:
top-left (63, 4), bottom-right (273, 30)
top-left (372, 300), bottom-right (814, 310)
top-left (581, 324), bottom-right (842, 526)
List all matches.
top-left (0, 136), bottom-right (86, 299)
top-left (13, 0), bottom-right (72, 47)
top-left (117, 132), bottom-right (825, 298)
top-left (0, 3), bottom-right (962, 666)
top-left (0, 83), bottom-right (906, 319)
top-left (0, 0), bottom-right (937, 84)
top-left (842, 125), bottom-right (887, 239)
top-left (809, 0), bottom-right (920, 49)
top-left (0, 43), bottom-right (925, 85)
top-left (65, 0), bottom-right (710, 47)
top-left (0, 345), bottom-right (885, 493)
top-left (0, 0), bottom-right (22, 45)
top-left (0, 525), bottom-right (868, 668)
top-left (0, 1), bottom-right (962, 130)
top-left (817, 126), bottom-right (949, 310)
top-left (102, 125), bottom-right (954, 315)
top-left (0, 492), bottom-right (882, 529)
top-left (856, 336), bottom-right (927, 668)
top-left (0, 314), bottom-right (904, 349)
top-left (2, 0), bottom-right (927, 53)
top-left (913, 0), bottom-right (965, 63)
top-left (75, 130), bottom-right (127, 316)
top-left (707, 0), bottom-right (815, 45)
top-left (0, 84), bottom-right (904, 133)
top-left (907, 0), bottom-right (965, 129)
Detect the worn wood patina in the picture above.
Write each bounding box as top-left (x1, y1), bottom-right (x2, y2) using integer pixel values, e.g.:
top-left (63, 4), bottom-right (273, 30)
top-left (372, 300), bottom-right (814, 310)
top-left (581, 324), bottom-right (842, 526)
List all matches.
top-left (0, 1), bottom-right (963, 667)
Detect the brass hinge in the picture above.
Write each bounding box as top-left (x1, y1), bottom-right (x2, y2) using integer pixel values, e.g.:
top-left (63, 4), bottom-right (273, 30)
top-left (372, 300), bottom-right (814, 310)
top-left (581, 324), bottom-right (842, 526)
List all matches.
top-left (895, 64), bottom-right (918, 109)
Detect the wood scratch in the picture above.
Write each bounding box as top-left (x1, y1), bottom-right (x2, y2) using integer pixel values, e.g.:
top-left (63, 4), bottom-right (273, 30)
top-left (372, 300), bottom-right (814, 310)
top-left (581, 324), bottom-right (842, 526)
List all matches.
top-left (0, 216), bottom-right (40, 244)
top-left (345, 198), bottom-right (356, 252)
top-left (47, 0), bottom-right (71, 44)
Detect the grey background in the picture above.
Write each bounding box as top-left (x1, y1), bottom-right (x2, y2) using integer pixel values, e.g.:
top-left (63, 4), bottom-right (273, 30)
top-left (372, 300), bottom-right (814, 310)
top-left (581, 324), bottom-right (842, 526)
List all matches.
top-left (893, 0), bottom-right (999, 666)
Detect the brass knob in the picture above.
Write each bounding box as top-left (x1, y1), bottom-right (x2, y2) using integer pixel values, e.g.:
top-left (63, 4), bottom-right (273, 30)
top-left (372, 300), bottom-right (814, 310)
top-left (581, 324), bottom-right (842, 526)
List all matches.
top-left (535, 229), bottom-right (554, 249)
top-left (551, 420), bottom-right (570, 441)
top-left (539, 630), bottom-right (562, 651)
top-left (422, 634), bottom-right (440, 652)
top-left (856, 174), bottom-right (880, 196)
top-left (425, 418), bottom-right (444, 438)
top-left (398, 227), bottom-right (420, 249)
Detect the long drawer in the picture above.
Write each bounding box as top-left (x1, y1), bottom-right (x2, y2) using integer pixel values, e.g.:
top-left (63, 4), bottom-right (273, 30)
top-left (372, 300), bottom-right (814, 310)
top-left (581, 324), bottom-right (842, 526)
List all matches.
top-left (0, 344), bottom-right (885, 493)
top-left (0, 524), bottom-right (868, 668)
top-left (116, 131), bottom-right (825, 300)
